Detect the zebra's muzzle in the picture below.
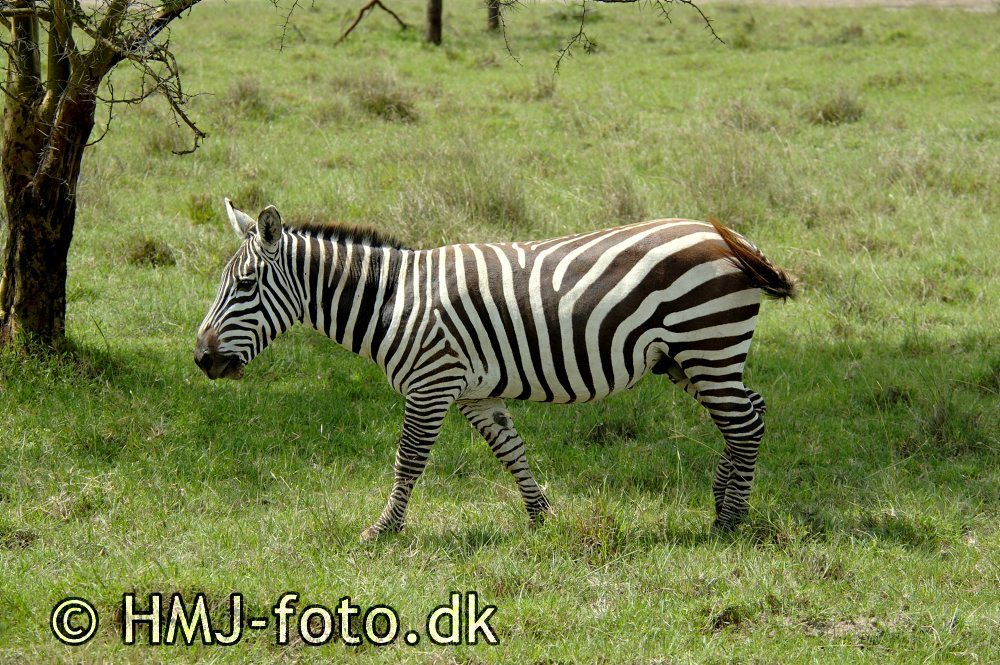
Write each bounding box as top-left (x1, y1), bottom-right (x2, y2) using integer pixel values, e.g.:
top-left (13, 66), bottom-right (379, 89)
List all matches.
top-left (195, 329), bottom-right (244, 380)
top-left (195, 351), bottom-right (244, 380)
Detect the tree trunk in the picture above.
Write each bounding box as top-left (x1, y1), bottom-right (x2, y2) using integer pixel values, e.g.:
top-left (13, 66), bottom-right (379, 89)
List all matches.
top-left (1, 1), bottom-right (202, 352)
top-left (426, 0), bottom-right (442, 45)
top-left (1, 86), bottom-right (97, 349)
top-left (487, 0), bottom-right (500, 31)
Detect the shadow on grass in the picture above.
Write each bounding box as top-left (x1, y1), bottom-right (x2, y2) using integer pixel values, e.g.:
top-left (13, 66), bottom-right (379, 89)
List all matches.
top-left (4, 328), bottom-right (995, 549)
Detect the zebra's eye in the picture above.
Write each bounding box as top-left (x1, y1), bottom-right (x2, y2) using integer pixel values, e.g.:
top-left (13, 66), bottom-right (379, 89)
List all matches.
top-left (235, 277), bottom-right (255, 292)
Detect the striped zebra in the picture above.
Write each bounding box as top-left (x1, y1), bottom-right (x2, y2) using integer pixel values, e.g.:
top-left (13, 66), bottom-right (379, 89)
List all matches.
top-left (195, 199), bottom-right (795, 540)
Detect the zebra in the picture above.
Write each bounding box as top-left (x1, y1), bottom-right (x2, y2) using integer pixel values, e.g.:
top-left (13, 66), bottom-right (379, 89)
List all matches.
top-left (195, 198), bottom-right (795, 541)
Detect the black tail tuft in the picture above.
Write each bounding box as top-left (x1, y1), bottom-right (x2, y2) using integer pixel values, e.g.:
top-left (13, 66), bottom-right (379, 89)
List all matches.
top-left (708, 219), bottom-right (798, 300)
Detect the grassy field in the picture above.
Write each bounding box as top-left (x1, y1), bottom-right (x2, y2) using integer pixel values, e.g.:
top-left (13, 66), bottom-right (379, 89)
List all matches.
top-left (1, 0), bottom-right (998, 661)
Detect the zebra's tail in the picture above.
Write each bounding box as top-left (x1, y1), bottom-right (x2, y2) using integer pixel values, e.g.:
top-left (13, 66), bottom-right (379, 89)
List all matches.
top-left (708, 218), bottom-right (798, 301)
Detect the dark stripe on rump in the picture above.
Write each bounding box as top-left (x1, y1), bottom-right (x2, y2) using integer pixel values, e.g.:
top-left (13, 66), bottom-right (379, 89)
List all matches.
top-left (661, 272), bottom-right (751, 316)
top-left (667, 330), bottom-right (755, 354)
top-left (686, 371), bottom-right (743, 384)
top-left (698, 387), bottom-right (750, 398)
top-left (666, 303), bottom-right (760, 334)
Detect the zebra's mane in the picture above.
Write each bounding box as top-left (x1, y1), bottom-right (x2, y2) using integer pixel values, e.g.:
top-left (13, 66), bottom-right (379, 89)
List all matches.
top-left (288, 221), bottom-right (408, 250)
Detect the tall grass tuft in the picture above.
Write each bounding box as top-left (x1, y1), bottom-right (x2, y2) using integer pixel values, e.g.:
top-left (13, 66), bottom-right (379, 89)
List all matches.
top-left (808, 89), bottom-right (864, 125)
top-left (383, 144), bottom-right (530, 245)
top-left (599, 170), bottom-right (647, 225)
top-left (222, 76), bottom-right (275, 121)
top-left (187, 193), bottom-right (216, 226)
top-left (342, 73), bottom-right (419, 123)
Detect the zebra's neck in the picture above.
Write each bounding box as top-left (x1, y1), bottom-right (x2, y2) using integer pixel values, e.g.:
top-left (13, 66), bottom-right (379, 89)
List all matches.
top-left (287, 232), bottom-right (402, 362)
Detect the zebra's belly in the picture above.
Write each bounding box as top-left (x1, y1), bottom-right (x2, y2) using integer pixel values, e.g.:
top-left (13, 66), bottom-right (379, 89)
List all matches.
top-left (456, 342), bottom-right (664, 404)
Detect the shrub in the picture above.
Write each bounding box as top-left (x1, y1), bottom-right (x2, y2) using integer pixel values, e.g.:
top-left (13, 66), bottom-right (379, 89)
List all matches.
top-left (144, 124), bottom-right (187, 155)
top-left (124, 236), bottom-right (176, 267)
top-left (346, 73), bottom-right (418, 123)
top-left (830, 23), bottom-right (864, 45)
top-left (514, 73), bottom-right (556, 102)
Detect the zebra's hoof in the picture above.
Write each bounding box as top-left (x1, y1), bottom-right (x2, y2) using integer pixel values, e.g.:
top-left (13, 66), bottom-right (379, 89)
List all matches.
top-left (361, 522), bottom-right (402, 542)
top-left (528, 506), bottom-right (555, 529)
top-left (710, 518), bottom-right (740, 535)
top-left (360, 525), bottom-right (386, 542)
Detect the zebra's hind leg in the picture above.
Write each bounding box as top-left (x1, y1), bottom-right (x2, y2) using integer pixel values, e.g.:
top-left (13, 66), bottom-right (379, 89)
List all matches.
top-left (457, 399), bottom-right (552, 528)
top-left (361, 391), bottom-right (453, 542)
top-left (656, 355), bottom-right (735, 515)
top-left (688, 376), bottom-right (766, 532)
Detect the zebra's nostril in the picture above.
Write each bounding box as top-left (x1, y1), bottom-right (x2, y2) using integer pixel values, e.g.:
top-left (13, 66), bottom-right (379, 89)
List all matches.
top-left (195, 349), bottom-right (213, 372)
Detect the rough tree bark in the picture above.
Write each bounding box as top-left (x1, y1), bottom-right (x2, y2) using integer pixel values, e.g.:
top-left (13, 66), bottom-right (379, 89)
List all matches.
top-left (426, 0), bottom-right (442, 45)
top-left (0, 1), bottom-right (205, 350)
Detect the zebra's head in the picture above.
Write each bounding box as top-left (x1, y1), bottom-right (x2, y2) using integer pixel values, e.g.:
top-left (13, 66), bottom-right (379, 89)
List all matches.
top-left (195, 198), bottom-right (301, 380)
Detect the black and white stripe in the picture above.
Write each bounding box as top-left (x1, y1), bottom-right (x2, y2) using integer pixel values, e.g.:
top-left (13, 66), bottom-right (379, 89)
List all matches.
top-left (197, 200), bottom-right (794, 538)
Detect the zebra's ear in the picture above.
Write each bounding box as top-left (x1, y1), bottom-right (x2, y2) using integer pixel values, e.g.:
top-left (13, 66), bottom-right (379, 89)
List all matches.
top-left (257, 205), bottom-right (282, 248)
top-left (225, 197), bottom-right (255, 238)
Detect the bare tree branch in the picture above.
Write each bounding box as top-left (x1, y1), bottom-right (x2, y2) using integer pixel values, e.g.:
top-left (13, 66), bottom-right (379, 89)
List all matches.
top-left (336, 0), bottom-right (409, 46)
top-left (85, 77), bottom-right (117, 148)
top-left (99, 0), bottom-right (204, 71)
top-left (0, 7), bottom-right (52, 20)
top-left (549, 0), bottom-right (721, 71)
top-left (592, 0), bottom-right (721, 42)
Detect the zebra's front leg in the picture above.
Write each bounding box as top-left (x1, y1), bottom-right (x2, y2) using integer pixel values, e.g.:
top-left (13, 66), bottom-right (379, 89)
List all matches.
top-left (361, 392), bottom-right (452, 542)
top-left (457, 399), bottom-right (552, 528)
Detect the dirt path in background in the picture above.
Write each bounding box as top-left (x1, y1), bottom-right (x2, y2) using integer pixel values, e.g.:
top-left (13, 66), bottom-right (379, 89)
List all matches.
top-left (701, 0), bottom-right (993, 8)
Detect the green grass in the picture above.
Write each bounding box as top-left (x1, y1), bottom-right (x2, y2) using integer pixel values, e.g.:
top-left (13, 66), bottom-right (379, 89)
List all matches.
top-left (2, 0), bottom-right (998, 661)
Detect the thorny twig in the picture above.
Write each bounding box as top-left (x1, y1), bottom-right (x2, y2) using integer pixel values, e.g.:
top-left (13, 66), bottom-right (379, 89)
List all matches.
top-left (271, 0), bottom-right (314, 51)
top-left (555, 1), bottom-right (593, 73)
top-left (495, 0), bottom-right (522, 64)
